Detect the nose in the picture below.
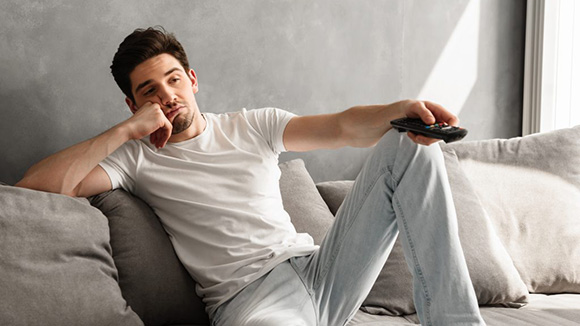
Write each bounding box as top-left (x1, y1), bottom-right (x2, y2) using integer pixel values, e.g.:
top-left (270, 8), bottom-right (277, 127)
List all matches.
top-left (157, 85), bottom-right (177, 108)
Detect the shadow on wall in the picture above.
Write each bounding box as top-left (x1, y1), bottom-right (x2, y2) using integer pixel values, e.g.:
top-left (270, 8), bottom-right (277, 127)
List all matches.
top-left (407, 0), bottom-right (524, 141)
top-left (458, 0), bottom-right (525, 140)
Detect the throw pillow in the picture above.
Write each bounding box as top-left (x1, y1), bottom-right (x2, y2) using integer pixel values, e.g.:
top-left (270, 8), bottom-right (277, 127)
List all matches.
top-left (316, 180), bottom-right (355, 215)
top-left (0, 185), bottom-right (143, 326)
top-left (317, 149), bottom-right (529, 316)
top-left (444, 125), bottom-right (580, 293)
top-left (279, 159), bottom-right (336, 245)
top-left (90, 189), bottom-right (209, 325)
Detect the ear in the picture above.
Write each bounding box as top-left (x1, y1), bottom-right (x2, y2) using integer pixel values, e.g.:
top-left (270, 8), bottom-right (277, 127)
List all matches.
top-left (125, 97), bottom-right (139, 114)
top-left (188, 69), bottom-right (199, 94)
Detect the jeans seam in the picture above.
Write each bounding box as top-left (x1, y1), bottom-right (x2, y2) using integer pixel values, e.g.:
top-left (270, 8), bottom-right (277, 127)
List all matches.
top-left (394, 193), bottom-right (433, 326)
top-left (312, 165), bottom-right (389, 292)
top-left (289, 259), bottom-right (320, 326)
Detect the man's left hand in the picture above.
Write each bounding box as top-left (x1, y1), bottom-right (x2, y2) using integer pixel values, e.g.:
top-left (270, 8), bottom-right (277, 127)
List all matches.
top-left (399, 100), bottom-right (459, 146)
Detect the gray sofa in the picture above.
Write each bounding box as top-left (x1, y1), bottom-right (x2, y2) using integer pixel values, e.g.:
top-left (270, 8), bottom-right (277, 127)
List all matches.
top-left (1, 126), bottom-right (579, 326)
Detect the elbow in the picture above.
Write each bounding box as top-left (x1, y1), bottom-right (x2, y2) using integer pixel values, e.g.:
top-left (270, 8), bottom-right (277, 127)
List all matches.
top-left (14, 177), bottom-right (33, 190)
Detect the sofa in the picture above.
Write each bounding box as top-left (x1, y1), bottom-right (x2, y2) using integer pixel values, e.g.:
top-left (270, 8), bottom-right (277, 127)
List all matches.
top-left (1, 126), bottom-right (579, 326)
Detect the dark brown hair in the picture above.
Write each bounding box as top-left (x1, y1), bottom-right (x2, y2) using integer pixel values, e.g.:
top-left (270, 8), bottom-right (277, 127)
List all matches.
top-left (110, 26), bottom-right (190, 102)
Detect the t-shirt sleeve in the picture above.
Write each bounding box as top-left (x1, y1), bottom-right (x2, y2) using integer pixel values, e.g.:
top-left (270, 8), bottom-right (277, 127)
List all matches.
top-left (243, 107), bottom-right (297, 154)
top-left (98, 140), bottom-right (140, 193)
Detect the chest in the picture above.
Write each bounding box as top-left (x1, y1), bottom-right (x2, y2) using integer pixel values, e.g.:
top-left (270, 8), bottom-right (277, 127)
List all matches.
top-left (134, 136), bottom-right (282, 205)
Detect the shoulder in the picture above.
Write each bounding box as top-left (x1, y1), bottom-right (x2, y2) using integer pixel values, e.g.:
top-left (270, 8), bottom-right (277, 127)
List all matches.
top-left (240, 108), bottom-right (297, 127)
top-left (204, 108), bottom-right (294, 121)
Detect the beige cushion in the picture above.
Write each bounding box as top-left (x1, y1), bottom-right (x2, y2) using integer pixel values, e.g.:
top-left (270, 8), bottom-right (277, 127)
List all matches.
top-left (318, 149), bottom-right (529, 315)
top-left (444, 126), bottom-right (580, 293)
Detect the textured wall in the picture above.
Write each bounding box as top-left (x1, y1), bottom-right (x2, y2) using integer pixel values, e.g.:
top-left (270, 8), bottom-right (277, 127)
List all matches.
top-left (0, 0), bottom-right (525, 185)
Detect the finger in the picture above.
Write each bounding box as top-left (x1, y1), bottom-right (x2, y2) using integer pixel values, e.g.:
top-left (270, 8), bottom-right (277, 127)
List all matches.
top-left (160, 130), bottom-right (170, 148)
top-left (154, 129), bottom-right (165, 148)
top-left (150, 132), bottom-right (157, 148)
top-left (407, 131), bottom-right (441, 146)
top-left (423, 101), bottom-right (460, 126)
top-left (158, 122), bottom-right (172, 148)
top-left (164, 122), bottom-right (173, 147)
top-left (410, 101), bottom-right (435, 125)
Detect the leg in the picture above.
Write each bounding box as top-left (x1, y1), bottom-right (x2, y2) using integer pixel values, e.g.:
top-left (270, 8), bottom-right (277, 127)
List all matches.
top-left (211, 261), bottom-right (317, 326)
top-left (290, 130), bottom-right (485, 326)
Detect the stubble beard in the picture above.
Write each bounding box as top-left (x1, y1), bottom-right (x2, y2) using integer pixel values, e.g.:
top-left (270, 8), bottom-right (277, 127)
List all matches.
top-left (171, 109), bottom-right (194, 135)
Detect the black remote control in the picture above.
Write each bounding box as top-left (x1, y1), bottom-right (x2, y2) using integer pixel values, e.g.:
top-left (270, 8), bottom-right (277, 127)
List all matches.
top-left (390, 117), bottom-right (468, 143)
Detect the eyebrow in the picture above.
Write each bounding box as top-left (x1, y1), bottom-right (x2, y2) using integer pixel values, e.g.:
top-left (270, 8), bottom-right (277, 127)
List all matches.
top-left (134, 67), bottom-right (183, 94)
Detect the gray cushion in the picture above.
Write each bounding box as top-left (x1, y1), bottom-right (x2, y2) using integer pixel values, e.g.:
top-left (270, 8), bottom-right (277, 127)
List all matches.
top-left (0, 185), bottom-right (143, 326)
top-left (90, 189), bottom-right (209, 325)
top-left (279, 159), bottom-right (335, 245)
top-left (443, 125), bottom-right (580, 294)
top-left (316, 180), bottom-right (355, 215)
top-left (318, 148), bottom-right (529, 316)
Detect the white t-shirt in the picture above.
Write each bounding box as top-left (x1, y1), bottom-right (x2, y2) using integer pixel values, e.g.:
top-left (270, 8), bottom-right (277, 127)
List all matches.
top-left (98, 108), bottom-right (318, 317)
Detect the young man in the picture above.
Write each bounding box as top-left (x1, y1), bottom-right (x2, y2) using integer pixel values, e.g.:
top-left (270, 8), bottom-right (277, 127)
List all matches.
top-left (16, 27), bottom-right (486, 326)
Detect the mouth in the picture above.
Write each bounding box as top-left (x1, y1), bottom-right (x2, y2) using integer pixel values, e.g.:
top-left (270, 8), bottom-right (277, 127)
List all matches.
top-left (166, 106), bottom-right (184, 121)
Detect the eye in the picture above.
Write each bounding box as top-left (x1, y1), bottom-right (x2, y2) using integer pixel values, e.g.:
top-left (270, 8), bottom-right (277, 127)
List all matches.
top-left (170, 77), bottom-right (181, 83)
top-left (143, 87), bottom-right (155, 96)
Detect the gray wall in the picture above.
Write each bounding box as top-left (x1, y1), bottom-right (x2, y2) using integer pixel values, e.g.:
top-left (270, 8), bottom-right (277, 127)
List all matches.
top-left (0, 0), bottom-right (526, 185)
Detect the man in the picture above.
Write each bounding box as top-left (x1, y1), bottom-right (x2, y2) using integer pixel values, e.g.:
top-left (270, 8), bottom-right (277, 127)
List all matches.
top-left (16, 27), bottom-right (485, 326)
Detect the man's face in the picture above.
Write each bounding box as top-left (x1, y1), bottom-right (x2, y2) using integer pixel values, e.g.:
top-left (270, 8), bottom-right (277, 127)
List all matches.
top-left (127, 53), bottom-right (199, 136)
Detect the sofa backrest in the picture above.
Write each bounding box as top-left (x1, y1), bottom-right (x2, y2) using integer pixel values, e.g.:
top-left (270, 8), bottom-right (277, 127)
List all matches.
top-left (441, 125), bottom-right (580, 294)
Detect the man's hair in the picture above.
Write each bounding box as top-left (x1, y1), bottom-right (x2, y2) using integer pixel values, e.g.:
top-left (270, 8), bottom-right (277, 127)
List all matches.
top-left (110, 26), bottom-right (190, 103)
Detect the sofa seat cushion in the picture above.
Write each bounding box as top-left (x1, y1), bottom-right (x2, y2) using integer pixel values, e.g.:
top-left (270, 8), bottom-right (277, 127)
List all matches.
top-left (443, 125), bottom-right (580, 294)
top-left (347, 310), bottom-right (416, 325)
top-left (348, 294), bottom-right (580, 326)
top-left (479, 294), bottom-right (580, 326)
top-left (0, 185), bottom-right (143, 326)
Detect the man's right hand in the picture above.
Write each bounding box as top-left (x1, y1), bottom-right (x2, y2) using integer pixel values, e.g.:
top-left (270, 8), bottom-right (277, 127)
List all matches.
top-left (16, 101), bottom-right (173, 197)
top-left (123, 102), bottom-right (173, 149)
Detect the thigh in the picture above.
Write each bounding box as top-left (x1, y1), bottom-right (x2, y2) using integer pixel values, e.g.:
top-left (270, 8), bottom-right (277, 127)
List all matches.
top-left (212, 261), bottom-right (317, 326)
top-left (291, 130), bottom-right (419, 326)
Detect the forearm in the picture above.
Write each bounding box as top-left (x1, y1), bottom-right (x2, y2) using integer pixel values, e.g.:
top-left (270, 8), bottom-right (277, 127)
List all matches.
top-left (337, 101), bottom-right (407, 148)
top-left (15, 123), bottom-right (130, 195)
top-left (284, 100), bottom-right (455, 152)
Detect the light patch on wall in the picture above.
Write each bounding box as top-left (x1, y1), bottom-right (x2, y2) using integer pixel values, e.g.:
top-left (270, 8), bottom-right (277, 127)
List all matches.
top-left (417, 0), bottom-right (480, 115)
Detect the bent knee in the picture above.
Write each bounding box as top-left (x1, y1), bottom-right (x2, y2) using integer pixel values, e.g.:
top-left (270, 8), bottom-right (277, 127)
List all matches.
top-left (377, 130), bottom-right (444, 168)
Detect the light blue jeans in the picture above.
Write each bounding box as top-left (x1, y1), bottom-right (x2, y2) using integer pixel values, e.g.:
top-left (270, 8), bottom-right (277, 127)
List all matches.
top-left (212, 130), bottom-right (486, 326)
